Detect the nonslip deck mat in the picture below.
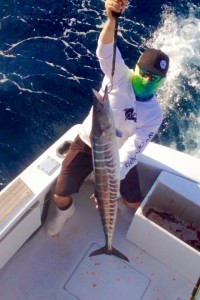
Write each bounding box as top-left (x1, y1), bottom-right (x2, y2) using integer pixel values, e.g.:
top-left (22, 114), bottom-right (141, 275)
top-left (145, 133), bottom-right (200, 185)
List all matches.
top-left (0, 178), bottom-right (33, 223)
top-left (64, 243), bottom-right (150, 300)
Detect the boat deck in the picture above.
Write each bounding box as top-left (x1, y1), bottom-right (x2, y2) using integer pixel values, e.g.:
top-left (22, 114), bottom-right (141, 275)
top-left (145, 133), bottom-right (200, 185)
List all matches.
top-left (0, 181), bottom-right (195, 300)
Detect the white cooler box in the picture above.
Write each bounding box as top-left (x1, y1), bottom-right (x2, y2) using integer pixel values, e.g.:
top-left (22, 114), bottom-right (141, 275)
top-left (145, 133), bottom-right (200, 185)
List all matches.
top-left (126, 171), bottom-right (200, 283)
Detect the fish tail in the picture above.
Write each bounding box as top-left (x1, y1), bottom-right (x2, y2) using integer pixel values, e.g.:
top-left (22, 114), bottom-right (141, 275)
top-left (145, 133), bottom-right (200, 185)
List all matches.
top-left (89, 246), bottom-right (129, 262)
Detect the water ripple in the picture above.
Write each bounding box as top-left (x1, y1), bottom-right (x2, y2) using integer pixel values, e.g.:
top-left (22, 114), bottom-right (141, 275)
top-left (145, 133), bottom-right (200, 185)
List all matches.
top-left (0, 0), bottom-right (199, 189)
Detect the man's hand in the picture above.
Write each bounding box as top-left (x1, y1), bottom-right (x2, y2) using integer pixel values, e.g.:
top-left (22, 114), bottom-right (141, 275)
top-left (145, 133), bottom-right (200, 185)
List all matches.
top-left (90, 194), bottom-right (99, 209)
top-left (99, 1), bottom-right (127, 47)
top-left (105, 0), bottom-right (127, 20)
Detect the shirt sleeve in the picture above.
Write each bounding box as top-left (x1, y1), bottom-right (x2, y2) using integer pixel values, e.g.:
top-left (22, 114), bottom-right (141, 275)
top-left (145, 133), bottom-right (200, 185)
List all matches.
top-left (96, 40), bottom-right (129, 83)
top-left (119, 115), bottom-right (163, 180)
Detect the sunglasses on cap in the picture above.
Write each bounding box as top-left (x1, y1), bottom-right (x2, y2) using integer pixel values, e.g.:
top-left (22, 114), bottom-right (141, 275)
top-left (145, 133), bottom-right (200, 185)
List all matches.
top-left (139, 67), bottom-right (162, 82)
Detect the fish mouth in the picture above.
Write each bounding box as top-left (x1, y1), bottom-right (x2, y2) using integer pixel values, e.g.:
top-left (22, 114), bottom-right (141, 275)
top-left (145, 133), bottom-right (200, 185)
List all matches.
top-left (92, 89), bottom-right (104, 105)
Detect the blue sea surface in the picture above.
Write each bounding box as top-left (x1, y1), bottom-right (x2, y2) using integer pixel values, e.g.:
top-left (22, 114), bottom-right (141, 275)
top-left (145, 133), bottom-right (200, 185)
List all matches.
top-left (0, 0), bottom-right (200, 190)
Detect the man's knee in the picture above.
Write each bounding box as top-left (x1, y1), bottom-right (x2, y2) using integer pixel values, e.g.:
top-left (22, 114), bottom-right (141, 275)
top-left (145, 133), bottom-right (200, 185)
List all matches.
top-left (53, 194), bottom-right (71, 208)
top-left (122, 196), bottom-right (141, 210)
top-left (125, 201), bottom-right (141, 210)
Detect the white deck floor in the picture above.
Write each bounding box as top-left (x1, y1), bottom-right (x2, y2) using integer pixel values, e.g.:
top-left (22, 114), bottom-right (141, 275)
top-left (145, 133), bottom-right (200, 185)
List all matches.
top-left (0, 181), bottom-right (196, 300)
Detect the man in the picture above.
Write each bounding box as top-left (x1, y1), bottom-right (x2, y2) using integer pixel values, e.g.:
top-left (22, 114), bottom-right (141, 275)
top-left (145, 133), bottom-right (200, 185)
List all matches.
top-left (47, 0), bottom-right (169, 236)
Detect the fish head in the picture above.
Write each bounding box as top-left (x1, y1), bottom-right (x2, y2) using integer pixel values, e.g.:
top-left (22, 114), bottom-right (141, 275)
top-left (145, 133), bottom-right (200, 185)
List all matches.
top-left (92, 87), bottom-right (113, 138)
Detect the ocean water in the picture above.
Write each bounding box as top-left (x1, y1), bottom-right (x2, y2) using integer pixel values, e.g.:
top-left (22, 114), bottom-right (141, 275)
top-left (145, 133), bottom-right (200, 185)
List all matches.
top-left (0, 0), bottom-right (199, 190)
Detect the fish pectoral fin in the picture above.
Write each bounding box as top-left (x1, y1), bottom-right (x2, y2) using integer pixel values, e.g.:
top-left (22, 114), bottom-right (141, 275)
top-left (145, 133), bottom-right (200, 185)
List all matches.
top-left (89, 246), bottom-right (129, 262)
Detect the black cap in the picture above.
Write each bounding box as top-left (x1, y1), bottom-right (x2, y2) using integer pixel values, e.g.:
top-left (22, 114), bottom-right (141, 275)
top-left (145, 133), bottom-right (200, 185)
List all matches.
top-left (137, 48), bottom-right (169, 77)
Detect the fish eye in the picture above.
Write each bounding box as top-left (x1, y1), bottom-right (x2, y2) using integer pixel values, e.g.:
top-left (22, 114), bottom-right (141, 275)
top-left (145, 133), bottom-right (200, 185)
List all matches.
top-left (96, 103), bottom-right (103, 113)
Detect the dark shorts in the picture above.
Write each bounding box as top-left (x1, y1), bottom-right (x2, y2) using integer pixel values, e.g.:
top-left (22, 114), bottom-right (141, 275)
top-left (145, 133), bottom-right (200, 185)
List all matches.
top-left (54, 135), bottom-right (142, 203)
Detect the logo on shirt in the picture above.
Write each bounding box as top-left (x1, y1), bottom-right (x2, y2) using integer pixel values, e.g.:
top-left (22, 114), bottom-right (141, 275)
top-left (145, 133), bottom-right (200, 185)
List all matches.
top-left (123, 108), bottom-right (137, 122)
top-left (160, 59), bottom-right (167, 70)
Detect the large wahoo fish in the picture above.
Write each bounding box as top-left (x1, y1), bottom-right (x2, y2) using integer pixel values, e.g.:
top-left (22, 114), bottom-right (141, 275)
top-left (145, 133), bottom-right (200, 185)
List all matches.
top-left (90, 86), bottom-right (129, 262)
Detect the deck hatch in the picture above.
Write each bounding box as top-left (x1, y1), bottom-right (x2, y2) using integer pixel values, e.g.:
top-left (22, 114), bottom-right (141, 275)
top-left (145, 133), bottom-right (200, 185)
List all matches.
top-left (64, 243), bottom-right (150, 300)
top-left (0, 178), bottom-right (33, 224)
top-left (37, 156), bottom-right (60, 175)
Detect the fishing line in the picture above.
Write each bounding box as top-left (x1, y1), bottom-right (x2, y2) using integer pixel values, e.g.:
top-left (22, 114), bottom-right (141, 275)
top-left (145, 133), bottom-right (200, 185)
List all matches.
top-left (107, 10), bottom-right (121, 94)
top-left (111, 12), bottom-right (120, 79)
